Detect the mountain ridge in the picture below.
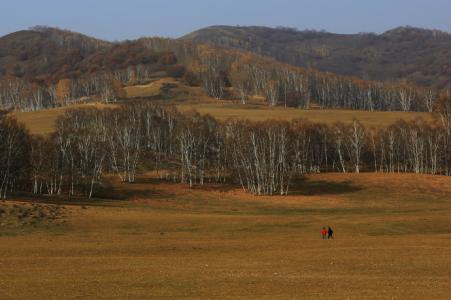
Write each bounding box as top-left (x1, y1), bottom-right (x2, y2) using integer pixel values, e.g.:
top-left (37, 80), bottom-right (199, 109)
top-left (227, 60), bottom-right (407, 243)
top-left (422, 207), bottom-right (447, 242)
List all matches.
top-left (182, 25), bottom-right (451, 88)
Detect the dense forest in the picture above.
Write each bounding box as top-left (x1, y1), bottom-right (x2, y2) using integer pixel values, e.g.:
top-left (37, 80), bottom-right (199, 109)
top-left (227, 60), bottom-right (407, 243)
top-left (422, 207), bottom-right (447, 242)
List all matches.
top-left (1, 95), bottom-right (450, 199)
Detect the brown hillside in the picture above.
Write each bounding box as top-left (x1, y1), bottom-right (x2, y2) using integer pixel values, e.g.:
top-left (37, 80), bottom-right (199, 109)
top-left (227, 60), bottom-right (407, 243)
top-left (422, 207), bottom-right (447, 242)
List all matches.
top-left (0, 27), bottom-right (111, 83)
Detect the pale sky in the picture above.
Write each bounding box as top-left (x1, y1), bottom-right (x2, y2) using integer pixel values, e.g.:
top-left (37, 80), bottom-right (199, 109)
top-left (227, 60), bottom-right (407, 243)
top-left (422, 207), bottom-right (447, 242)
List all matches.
top-left (1, 0), bottom-right (451, 40)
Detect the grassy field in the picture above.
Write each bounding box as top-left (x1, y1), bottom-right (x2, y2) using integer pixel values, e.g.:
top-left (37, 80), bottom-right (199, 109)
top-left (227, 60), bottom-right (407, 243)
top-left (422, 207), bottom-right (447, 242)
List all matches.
top-left (176, 102), bottom-right (433, 126)
top-left (10, 103), bottom-right (117, 135)
top-left (1, 173), bottom-right (451, 299)
top-left (123, 80), bottom-right (164, 98)
top-left (12, 102), bottom-right (434, 136)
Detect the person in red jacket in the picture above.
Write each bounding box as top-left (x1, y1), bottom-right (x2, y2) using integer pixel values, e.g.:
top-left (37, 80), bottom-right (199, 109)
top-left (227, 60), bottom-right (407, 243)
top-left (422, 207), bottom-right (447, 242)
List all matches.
top-left (321, 227), bottom-right (327, 239)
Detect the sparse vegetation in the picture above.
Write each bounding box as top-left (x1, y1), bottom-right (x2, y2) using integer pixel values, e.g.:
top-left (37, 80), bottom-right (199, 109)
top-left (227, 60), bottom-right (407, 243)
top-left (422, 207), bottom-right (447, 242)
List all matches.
top-left (0, 201), bottom-right (67, 231)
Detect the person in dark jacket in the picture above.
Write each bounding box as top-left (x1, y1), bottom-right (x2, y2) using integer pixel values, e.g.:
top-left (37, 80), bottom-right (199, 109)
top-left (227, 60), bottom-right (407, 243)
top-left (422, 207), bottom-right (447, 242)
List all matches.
top-left (327, 226), bottom-right (334, 239)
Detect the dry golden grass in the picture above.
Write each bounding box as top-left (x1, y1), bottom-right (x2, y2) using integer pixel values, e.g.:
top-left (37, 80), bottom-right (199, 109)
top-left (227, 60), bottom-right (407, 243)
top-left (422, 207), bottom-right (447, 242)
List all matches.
top-left (10, 103), bottom-right (118, 135)
top-left (1, 173), bottom-right (450, 299)
top-left (124, 82), bottom-right (160, 98)
top-left (176, 102), bottom-right (433, 126)
top-left (124, 78), bottom-right (178, 98)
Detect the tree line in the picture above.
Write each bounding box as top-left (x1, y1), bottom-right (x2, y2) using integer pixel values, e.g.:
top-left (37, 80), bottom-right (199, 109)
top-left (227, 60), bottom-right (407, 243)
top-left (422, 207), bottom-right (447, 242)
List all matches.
top-left (0, 73), bottom-right (121, 111)
top-left (1, 97), bottom-right (450, 199)
top-left (0, 61), bottom-right (182, 111)
top-left (131, 39), bottom-right (448, 112)
top-left (185, 45), bottom-right (444, 112)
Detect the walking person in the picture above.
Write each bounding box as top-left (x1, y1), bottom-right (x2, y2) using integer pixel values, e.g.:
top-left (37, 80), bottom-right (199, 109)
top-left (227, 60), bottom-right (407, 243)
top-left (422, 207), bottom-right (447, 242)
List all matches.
top-left (321, 227), bottom-right (327, 239)
top-left (327, 226), bottom-right (334, 239)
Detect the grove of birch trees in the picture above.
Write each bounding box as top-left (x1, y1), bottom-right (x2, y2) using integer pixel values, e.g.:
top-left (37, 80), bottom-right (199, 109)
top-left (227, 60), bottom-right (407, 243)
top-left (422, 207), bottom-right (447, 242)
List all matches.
top-left (1, 95), bottom-right (451, 199)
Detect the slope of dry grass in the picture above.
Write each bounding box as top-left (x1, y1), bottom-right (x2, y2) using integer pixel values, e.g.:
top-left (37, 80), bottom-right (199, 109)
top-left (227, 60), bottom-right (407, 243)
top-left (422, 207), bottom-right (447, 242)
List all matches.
top-left (124, 80), bottom-right (164, 98)
top-left (10, 103), bottom-right (117, 135)
top-left (1, 173), bottom-right (450, 299)
top-left (176, 102), bottom-right (433, 126)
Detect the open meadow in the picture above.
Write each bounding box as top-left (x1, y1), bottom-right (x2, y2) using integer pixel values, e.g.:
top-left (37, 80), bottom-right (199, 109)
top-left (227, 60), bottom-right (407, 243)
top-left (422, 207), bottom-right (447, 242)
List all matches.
top-left (1, 173), bottom-right (451, 299)
top-left (176, 102), bottom-right (433, 126)
top-left (10, 103), bottom-right (118, 135)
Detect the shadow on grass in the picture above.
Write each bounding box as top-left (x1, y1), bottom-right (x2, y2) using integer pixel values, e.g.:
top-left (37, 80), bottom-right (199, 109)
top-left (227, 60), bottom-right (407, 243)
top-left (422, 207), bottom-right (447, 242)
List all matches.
top-left (7, 178), bottom-right (175, 207)
top-left (289, 177), bottom-right (363, 196)
top-left (135, 176), bottom-right (241, 194)
top-left (160, 176), bottom-right (363, 197)
top-left (7, 176), bottom-right (362, 208)
top-left (96, 179), bottom-right (175, 201)
top-left (190, 183), bottom-right (239, 193)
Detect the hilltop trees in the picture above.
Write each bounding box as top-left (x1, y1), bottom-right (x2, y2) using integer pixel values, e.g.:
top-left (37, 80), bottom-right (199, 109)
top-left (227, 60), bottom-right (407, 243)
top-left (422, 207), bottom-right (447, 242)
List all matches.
top-left (198, 47), bottom-right (231, 99)
top-left (264, 80), bottom-right (280, 106)
top-left (135, 39), bottom-right (440, 111)
top-left (230, 61), bottom-right (253, 104)
top-left (0, 35), bottom-right (181, 111)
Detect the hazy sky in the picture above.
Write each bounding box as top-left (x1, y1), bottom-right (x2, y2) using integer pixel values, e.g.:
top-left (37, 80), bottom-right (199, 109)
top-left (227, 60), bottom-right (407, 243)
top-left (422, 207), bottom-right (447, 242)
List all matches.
top-left (1, 0), bottom-right (451, 40)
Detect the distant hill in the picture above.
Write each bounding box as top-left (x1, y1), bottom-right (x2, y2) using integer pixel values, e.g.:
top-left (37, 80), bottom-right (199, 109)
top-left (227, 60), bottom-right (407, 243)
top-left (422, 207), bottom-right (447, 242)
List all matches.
top-left (0, 26), bottom-right (112, 83)
top-left (0, 27), bottom-right (185, 110)
top-left (182, 25), bottom-right (451, 88)
top-left (0, 27), bottom-right (181, 85)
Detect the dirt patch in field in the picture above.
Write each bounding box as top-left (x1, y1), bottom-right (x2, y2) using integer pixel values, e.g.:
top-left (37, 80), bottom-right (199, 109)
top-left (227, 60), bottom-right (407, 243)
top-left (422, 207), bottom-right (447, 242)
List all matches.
top-left (0, 201), bottom-right (68, 232)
